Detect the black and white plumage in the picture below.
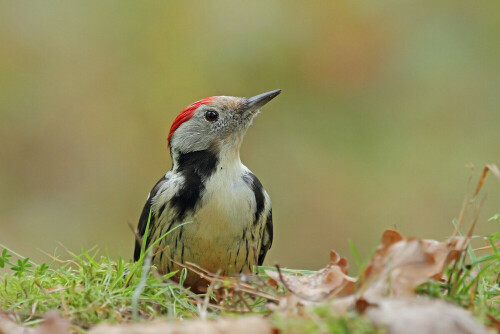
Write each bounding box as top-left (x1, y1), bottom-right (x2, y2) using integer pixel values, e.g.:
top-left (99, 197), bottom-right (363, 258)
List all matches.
top-left (134, 90), bottom-right (280, 289)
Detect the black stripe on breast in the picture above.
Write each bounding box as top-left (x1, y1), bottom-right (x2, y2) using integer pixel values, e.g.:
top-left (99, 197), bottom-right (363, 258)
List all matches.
top-left (169, 149), bottom-right (218, 222)
top-left (157, 202), bottom-right (167, 219)
top-left (258, 208), bottom-right (273, 265)
top-left (242, 172), bottom-right (265, 226)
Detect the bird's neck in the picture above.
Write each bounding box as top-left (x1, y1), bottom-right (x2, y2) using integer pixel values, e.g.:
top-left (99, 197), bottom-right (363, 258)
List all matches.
top-left (171, 148), bottom-right (244, 179)
top-left (171, 133), bottom-right (246, 177)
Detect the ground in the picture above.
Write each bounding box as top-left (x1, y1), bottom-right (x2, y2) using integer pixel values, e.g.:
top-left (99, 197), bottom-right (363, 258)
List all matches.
top-left (0, 166), bottom-right (499, 334)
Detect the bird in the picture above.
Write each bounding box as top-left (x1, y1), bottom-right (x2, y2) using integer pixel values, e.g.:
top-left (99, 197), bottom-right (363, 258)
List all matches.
top-left (134, 89), bottom-right (280, 289)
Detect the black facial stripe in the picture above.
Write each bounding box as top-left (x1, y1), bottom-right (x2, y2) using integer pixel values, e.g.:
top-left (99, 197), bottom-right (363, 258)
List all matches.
top-left (242, 173), bottom-right (265, 227)
top-left (170, 150), bottom-right (218, 221)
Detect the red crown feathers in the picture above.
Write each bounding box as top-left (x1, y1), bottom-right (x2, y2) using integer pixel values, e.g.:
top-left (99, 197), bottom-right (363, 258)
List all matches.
top-left (167, 97), bottom-right (216, 145)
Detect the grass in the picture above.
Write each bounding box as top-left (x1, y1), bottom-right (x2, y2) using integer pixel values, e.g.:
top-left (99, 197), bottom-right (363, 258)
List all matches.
top-left (0, 247), bottom-right (198, 329)
top-left (271, 307), bottom-right (384, 334)
top-left (416, 214), bottom-right (500, 323)
top-left (0, 214), bottom-right (498, 332)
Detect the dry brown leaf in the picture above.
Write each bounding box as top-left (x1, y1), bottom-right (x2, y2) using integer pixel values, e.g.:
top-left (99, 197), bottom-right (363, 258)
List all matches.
top-left (266, 250), bottom-right (356, 302)
top-left (272, 229), bottom-right (468, 313)
top-left (363, 298), bottom-right (487, 334)
top-left (361, 229), bottom-right (404, 281)
top-left (361, 231), bottom-right (467, 298)
top-left (0, 312), bottom-right (71, 334)
top-left (35, 311), bottom-right (71, 334)
top-left (88, 316), bottom-right (272, 334)
top-left (0, 313), bottom-right (34, 334)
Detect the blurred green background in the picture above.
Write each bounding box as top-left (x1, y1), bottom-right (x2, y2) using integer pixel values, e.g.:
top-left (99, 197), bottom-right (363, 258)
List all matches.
top-left (1, 1), bottom-right (499, 271)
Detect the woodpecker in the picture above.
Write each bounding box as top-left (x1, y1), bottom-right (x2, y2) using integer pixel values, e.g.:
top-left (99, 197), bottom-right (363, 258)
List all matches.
top-left (134, 90), bottom-right (280, 289)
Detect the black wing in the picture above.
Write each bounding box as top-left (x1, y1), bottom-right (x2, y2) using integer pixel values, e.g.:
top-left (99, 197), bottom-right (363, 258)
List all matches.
top-left (258, 208), bottom-right (273, 266)
top-left (133, 175), bottom-right (168, 261)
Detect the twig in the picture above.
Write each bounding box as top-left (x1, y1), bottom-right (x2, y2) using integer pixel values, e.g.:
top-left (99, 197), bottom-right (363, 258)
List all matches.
top-left (275, 265), bottom-right (320, 302)
top-left (128, 222), bottom-right (143, 247)
top-left (200, 270), bottom-right (220, 320)
top-left (235, 290), bottom-right (253, 312)
top-left (473, 243), bottom-right (500, 252)
top-left (38, 249), bottom-right (80, 268)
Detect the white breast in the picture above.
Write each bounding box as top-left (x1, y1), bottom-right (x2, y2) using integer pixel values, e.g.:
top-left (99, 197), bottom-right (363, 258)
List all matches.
top-left (164, 161), bottom-right (258, 275)
top-left (196, 162), bottom-right (255, 233)
top-left (150, 159), bottom-right (264, 276)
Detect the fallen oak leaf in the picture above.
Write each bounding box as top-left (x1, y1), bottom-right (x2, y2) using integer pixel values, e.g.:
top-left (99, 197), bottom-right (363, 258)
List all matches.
top-left (266, 250), bottom-right (356, 302)
top-left (35, 311), bottom-right (71, 334)
top-left (271, 229), bottom-right (471, 316)
top-left (360, 229), bottom-right (404, 282)
top-left (0, 311), bottom-right (71, 334)
top-left (363, 298), bottom-right (488, 334)
top-left (0, 313), bottom-right (34, 334)
top-left (361, 231), bottom-right (467, 298)
top-left (88, 316), bottom-right (272, 334)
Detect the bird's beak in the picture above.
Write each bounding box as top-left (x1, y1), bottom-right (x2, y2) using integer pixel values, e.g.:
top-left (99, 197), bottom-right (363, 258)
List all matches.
top-left (243, 89), bottom-right (281, 114)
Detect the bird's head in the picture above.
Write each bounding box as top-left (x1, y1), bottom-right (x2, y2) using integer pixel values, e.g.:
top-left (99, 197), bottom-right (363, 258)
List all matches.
top-left (168, 90), bottom-right (281, 162)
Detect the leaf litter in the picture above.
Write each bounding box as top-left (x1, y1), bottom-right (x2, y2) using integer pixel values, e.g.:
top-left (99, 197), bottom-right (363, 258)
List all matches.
top-left (0, 164), bottom-right (498, 333)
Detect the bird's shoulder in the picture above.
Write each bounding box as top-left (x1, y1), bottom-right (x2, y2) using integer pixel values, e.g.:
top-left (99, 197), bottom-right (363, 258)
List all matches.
top-left (241, 170), bottom-right (270, 212)
top-left (134, 172), bottom-right (173, 260)
top-left (239, 170), bottom-right (273, 265)
top-left (241, 169), bottom-right (265, 193)
top-left (240, 170), bottom-right (273, 265)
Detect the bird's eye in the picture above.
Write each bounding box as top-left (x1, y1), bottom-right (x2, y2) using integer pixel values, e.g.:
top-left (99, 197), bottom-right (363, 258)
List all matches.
top-left (205, 110), bottom-right (219, 122)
